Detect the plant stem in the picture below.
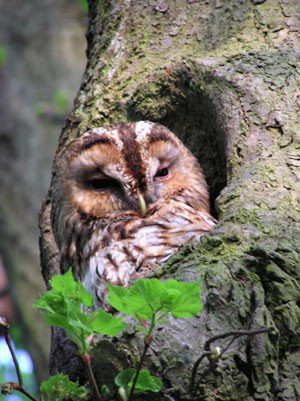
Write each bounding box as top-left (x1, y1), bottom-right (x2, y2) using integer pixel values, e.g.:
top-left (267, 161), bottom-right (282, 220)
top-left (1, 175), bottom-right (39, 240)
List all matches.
top-left (12, 383), bottom-right (40, 401)
top-left (203, 327), bottom-right (274, 352)
top-left (3, 322), bottom-right (24, 387)
top-left (127, 342), bottom-right (150, 401)
top-left (80, 353), bottom-right (103, 401)
top-left (147, 313), bottom-right (156, 337)
top-left (189, 351), bottom-right (212, 393)
top-left (1, 317), bottom-right (39, 401)
top-left (190, 326), bottom-right (274, 394)
top-left (127, 313), bottom-right (156, 401)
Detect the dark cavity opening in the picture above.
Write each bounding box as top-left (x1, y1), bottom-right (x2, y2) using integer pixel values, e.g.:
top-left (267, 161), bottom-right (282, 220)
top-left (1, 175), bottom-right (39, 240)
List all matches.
top-left (128, 66), bottom-right (228, 218)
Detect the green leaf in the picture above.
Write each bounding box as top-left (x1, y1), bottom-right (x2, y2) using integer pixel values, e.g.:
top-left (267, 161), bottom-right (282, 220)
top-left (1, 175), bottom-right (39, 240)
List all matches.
top-left (108, 283), bottom-right (153, 319)
top-left (34, 269), bottom-right (92, 311)
top-left (34, 269), bottom-right (94, 352)
top-left (35, 268), bottom-right (126, 353)
top-left (35, 291), bottom-right (66, 312)
top-left (161, 280), bottom-right (203, 318)
top-left (115, 368), bottom-right (136, 388)
top-left (108, 279), bottom-right (165, 319)
top-left (115, 368), bottom-right (162, 395)
top-left (108, 278), bottom-right (202, 320)
top-left (41, 312), bottom-right (75, 332)
top-left (100, 384), bottom-right (110, 398)
top-left (132, 370), bottom-right (162, 393)
top-left (132, 279), bottom-right (166, 313)
top-left (89, 309), bottom-right (126, 336)
top-left (37, 269), bottom-right (93, 309)
top-left (40, 373), bottom-right (88, 401)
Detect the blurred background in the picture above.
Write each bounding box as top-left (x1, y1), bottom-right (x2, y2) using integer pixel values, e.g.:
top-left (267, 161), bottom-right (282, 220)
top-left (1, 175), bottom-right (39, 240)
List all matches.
top-left (0, 0), bottom-right (87, 397)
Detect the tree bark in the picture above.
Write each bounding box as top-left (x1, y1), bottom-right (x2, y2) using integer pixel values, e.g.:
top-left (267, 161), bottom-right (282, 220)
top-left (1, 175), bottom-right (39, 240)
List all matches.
top-left (40, 1), bottom-right (300, 400)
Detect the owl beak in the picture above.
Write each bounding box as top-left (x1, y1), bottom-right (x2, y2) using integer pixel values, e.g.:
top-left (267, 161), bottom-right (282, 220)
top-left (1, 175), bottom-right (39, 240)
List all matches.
top-left (137, 191), bottom-right (147, 217)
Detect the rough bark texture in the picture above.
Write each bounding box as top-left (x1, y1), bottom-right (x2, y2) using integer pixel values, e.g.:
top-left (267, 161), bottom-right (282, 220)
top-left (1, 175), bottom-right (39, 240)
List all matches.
top-left (40, 1), bottom-right (300, 400)
top-left (0, 0), bottom-right (86, 383)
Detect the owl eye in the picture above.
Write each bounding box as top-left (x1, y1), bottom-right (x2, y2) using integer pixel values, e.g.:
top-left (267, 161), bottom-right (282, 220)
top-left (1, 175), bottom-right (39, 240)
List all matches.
top-left (89, 178), bottom-right (120, 191)
top-left (155, 166), bottom-right (169, 180)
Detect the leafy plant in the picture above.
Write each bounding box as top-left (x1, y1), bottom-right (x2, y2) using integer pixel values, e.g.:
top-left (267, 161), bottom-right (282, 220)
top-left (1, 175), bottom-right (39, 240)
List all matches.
top-left (1, 270), bottom-right (273, 401)
top-left (108, 278), bottom-right (202, 320)
top-left (107, 278), bottom-right (202, 400)
top-left (34, 269), bottom-right (126, 354)
top-left (40, 374), bottom-right (88, 401)
top-left (34, 269), bottom-right (126, 400)
top-left (34, 270), bottom-right (203, 400)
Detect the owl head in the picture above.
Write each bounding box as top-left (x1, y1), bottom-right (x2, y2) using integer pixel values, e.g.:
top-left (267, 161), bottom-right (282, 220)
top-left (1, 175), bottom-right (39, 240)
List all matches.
top-left (52, 121), bottom-right (209, 223)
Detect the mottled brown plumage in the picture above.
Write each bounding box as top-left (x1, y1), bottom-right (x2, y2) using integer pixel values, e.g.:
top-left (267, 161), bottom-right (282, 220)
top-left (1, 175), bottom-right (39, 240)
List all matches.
top-left (51, 121), bottom-right (215, 307)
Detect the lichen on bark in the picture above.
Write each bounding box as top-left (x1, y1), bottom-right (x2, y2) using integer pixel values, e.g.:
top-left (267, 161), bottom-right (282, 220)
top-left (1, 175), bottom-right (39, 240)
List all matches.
top-left (40, 1), bottom-right (300, 399)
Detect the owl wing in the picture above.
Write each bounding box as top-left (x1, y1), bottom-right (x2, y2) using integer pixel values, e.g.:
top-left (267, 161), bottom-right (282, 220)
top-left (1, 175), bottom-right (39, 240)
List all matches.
top-left (83, 203), bottom-right (215, 308)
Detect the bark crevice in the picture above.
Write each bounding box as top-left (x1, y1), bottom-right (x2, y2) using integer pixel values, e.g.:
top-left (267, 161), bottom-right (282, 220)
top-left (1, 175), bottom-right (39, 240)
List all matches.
top-left (127, 63), bottom-right (229, 217)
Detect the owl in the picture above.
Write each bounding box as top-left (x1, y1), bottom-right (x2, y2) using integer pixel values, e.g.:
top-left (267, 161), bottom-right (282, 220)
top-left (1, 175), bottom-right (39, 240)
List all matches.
top-left (51, 121), bottom-right (215, 308)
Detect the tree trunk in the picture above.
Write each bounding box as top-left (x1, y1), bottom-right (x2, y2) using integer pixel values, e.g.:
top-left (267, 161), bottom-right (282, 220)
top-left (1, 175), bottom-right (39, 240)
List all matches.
top-left (39, 1), bottom-right (300, 400)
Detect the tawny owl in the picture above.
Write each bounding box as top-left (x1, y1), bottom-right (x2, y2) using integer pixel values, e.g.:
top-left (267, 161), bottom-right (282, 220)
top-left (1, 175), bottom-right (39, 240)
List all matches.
top-left (51, 121), bottom-right (215, 308)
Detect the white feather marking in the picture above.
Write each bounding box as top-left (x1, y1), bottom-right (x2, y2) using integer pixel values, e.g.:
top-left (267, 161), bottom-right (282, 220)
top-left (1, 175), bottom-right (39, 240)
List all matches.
top-left (135, 121), bottom-right (153, 144)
